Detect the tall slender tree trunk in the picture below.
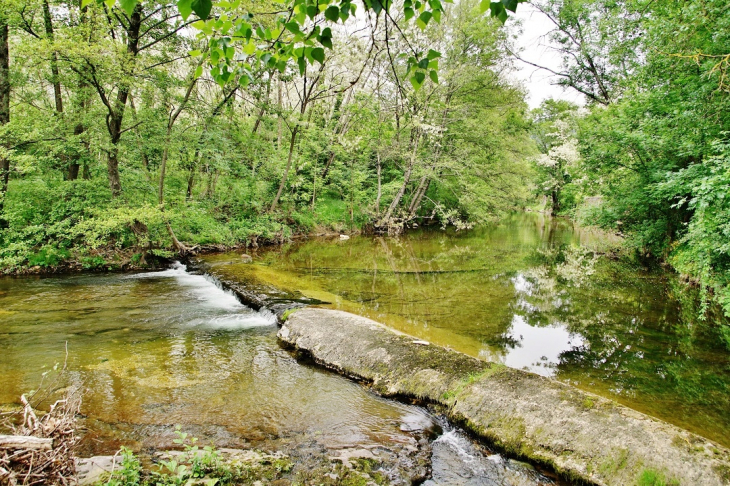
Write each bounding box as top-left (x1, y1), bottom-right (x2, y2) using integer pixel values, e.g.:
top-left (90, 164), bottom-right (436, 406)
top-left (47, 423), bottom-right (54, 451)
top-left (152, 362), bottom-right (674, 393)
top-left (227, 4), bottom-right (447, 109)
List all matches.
top-left (105, 4), bottom-right (142, 197)
top-left (251, 71), bottom-right (272, 135)
top-left (320, 89), bottom-right (353, 179)
top-left (269, 125), bottom-right (299, 212)
top-left (42, 0), bottom-right (63, 114)
top-left (374, 152), bottom-right (382, 218)
top-left (0, 19), bottom-right (10, 227)
top-left (158, 63), bottom-right (199, 206)
top-left (269, 68), bottom-right (323, 212)
top-left (277, 75), bottom-right (283, 149)
top-left (68, 0), bottom-right (92, 181)
top-left (379, 131), bottom-right (420, 226)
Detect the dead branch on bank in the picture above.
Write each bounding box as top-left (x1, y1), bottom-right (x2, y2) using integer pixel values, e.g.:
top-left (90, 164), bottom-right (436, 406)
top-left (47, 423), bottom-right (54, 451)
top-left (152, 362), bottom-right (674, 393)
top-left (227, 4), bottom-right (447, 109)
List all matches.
top-left (0, 344), bottom-right (82, 485)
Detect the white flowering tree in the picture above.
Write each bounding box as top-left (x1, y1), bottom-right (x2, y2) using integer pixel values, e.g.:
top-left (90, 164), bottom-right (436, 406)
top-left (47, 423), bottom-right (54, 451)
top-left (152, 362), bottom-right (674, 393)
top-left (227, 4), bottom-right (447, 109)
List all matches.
top-left (531, 100), bottom-right (581, 215)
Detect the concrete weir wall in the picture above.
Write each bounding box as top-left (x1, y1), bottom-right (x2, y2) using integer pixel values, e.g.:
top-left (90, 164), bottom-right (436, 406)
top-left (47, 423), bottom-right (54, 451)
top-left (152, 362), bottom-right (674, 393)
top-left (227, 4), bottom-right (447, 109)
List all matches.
top-left (279, 308), bottom-right (730, 486)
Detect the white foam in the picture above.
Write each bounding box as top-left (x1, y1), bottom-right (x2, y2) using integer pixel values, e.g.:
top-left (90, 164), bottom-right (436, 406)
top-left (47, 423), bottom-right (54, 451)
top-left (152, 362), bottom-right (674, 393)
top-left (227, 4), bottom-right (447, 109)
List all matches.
top-left (434, 430), bottom-right (481, 466)
top-left (127, 262), bottom-right (277, 328)
top-left (188, 309), bottom-right (277, 329)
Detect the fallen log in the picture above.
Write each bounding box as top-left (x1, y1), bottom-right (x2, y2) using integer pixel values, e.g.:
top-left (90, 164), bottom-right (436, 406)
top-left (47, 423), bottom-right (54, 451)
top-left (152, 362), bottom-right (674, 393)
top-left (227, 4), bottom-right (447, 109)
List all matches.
top-left (0, 435), bottom-right (53, 451)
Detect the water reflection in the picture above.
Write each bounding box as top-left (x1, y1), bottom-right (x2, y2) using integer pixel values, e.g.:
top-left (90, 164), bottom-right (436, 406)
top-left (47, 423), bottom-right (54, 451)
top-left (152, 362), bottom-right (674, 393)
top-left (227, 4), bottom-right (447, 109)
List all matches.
top-left (202, 213), bottom-right (730, 447)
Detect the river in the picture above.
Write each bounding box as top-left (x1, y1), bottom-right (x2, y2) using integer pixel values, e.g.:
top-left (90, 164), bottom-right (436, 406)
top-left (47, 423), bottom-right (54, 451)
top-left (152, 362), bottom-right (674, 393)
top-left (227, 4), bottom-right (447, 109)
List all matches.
top-left (0, 259), bottom-right (556, 484)
top-left (202, 213), bottom-right (730, 448)
top-left (1, 213), bottom-right (728, 483)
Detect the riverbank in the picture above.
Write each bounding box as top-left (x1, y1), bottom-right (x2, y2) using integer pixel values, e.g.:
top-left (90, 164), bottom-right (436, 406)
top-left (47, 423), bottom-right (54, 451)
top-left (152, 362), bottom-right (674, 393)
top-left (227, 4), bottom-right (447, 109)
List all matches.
top-left (279, 307), bottom-right (730, 486)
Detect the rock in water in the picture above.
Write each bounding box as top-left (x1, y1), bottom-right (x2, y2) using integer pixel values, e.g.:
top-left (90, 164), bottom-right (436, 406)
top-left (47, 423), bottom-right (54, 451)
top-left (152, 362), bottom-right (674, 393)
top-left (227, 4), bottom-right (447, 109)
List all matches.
top-left (241, 254), bottom-right (253, 263)
top-left (339, 235), bottom-right (350, 240)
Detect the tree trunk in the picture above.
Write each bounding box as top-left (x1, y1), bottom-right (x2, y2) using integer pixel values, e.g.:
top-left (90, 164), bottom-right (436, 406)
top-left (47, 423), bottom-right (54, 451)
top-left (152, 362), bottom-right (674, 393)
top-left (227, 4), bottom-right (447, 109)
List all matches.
top-left (186, 169), bottom-right (195, 200)
top-left (158, 129), bottom-right (172, 205)
top-left (269, 125), bottom-right (298, 212)
top-left (68, 0), bottom-right (92, 182)
top-left (42, 0), bottom-right (63, 114)
top-left (159, 63), bottom-right (199, 206)
top-left (320, 151), bottom-right (336, 180)
top-left (251, 72), bottom-right (272, 135)
top-left (375, 152), bottom-right (382, 218)
top-left (551, 190), bottom-right (560, 216)
top-left (105, 4), bottom-right (143, 197)
top-left (408, 176), bottom-right (431, 219)
top-left (379, 131), bottom-right (420, 226)
top-left (277, 75), bottom-right (283, 149)
top-left (0, 19), bottom-right (10, 226)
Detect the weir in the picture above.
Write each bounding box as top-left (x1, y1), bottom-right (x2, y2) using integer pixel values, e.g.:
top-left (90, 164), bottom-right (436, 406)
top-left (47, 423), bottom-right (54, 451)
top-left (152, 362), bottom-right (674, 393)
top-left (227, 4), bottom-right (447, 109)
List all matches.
top-left (278, 307), bottom-right (730, 486)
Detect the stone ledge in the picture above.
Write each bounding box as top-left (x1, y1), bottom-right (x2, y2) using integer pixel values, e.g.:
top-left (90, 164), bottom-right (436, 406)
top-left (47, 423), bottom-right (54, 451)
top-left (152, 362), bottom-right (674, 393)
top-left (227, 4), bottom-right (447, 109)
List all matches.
top-left (279, 308), bottom-right (730, 486)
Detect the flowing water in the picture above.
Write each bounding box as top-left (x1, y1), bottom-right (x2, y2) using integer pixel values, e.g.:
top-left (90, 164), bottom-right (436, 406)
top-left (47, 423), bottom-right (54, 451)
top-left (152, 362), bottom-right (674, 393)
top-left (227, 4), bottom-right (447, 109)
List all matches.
top-left (201, 213), bottom-right (730, 448)
top-left (0, 262), bottom-right (556, 484)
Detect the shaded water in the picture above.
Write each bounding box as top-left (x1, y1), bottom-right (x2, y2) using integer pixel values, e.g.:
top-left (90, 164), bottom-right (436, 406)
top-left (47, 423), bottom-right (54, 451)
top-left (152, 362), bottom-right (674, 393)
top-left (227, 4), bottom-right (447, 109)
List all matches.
top-left (202, 214), bottom-right (730, 448)
top-left (0, 263), bottom-right (556, 484)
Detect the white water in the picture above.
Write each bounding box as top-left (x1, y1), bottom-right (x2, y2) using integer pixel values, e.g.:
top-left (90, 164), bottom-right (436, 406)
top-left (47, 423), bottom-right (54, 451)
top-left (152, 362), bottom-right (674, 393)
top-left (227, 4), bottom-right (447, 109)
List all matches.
top-left (126, 262), bottom-right (277, 329)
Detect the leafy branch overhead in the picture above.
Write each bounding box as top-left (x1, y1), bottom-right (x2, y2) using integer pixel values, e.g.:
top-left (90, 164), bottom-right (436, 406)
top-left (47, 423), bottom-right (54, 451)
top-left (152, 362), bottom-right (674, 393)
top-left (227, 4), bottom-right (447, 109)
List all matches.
top-left (85, 0), bottom-right (525, 89)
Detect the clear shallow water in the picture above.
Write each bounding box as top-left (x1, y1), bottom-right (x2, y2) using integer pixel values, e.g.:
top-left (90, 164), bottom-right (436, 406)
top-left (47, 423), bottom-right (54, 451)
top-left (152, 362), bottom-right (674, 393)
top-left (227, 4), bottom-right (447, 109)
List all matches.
top-left (203, 214), bottom-right (730, 448)
top-left (0, 266), bottom-right (442, 461)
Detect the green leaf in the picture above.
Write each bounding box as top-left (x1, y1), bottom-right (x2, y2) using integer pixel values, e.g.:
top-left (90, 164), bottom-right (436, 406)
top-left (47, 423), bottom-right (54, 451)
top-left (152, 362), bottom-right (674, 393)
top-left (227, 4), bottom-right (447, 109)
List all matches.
top-left (285, 22), bottom-right (301, 34)
top-left (404, 7), bottom-right (415, 21)
top-left (324, 6), bottom-right (340, 22)
top-left (188, 49), bottom-right (202, 57)
top-left (80, 0), bottom-right (94, 7)
top-left (243, 40), bottom-right (256, 55)
top-left (194, 65), bottom-right (203, 79)
top-left (318, 27), bottom-right (333, 49)
top-left (410, 72), bottom-right (425, 91)
top-left (416, 11), bottom-right (432, 31)
top-left (479, 0), bottom-right (490, 13)
top-left (311, 47), bottom-right (325, 64)
top-left (418, 58), bottom-right (429, 69)
top-left (297, 55), bottom-right (306, 75)
top-left (178, 0), bottom-right (193, 20)
top-left (501, 0), bottom-right (518, 13)
top-left (119, 0), bottom-right (137, 16)
top-left (191, 0), bottom-right (212, 20)
top-left (490, 2), bottom-right (507, 23)
top-left (429, 69), bottom-right (439, 83)
top-left (427, 49), bottom-right (441, 60)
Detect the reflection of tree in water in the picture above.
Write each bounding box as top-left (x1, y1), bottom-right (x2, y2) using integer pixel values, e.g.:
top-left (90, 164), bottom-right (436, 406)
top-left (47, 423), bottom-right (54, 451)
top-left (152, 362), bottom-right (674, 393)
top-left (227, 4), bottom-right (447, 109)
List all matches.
top-left (250, 220), bottom-right (730, 446)
top-left (511, 251), bottom-right (730, 445)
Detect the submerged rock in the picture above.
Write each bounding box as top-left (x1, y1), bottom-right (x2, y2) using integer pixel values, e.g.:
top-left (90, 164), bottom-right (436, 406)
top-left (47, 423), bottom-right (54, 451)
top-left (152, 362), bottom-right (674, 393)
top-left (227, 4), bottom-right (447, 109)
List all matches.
top-left (279, 308), bottom-right (730, 486)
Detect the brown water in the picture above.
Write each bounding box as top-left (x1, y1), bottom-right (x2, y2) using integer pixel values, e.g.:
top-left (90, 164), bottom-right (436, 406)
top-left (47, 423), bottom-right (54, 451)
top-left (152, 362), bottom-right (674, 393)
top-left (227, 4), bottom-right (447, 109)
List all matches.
top-left (202, 213), bottom-right (730, 448)
top-left (0, 264), bottom-right (557, 484)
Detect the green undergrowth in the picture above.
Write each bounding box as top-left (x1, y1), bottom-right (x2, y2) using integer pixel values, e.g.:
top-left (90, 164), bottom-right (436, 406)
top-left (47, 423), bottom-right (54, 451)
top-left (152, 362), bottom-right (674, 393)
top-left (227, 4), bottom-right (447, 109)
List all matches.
top-left (97, 426), bottom-right (393, 486)
top-left (0, 178), bottom-right (362, 274)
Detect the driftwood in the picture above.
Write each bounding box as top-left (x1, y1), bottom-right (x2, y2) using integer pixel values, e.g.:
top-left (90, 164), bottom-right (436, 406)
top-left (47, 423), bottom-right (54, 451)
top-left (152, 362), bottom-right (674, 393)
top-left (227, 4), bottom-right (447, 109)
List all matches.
top-left (0, 344), bottom-right (80, 485)
top-left (0, 436), bottom-right (53, 451)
